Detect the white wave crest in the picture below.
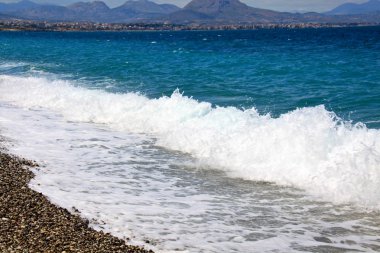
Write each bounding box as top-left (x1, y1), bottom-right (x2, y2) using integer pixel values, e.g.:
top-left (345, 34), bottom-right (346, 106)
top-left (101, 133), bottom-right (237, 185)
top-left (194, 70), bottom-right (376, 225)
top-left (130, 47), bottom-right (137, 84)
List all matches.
top-left (1, 75), bottom-right (379, 208)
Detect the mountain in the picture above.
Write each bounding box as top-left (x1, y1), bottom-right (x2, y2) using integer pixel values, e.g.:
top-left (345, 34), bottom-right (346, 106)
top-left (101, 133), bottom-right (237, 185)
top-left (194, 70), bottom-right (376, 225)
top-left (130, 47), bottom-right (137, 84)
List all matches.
top-left (4, 4), bottom-right (75, 21)
top-left (0, 13), bottom-right (16, 20)
top-left (0, 0), bottom-right (379, 24)
top-left (68, 1), bottom-right (110, 13)
top-left (0, 0), bottom-right (180, 22)
top-left (67, 1), bottom-right (111, 22)
top-left (326, 0), bottom-right (380, 15)
top-left (0, 0), bottom-right (82, 21)
top-left (166, 0), bottom-right (380, 24)
top-left (111, 0), bottom-right (180, 22)
top-left (168, 0), bottom-right (305, 24)
top-left (0, 0), bottom-right (39, 12)
top-left (2, 0), bottom-right (298, 23)
top-left (115, 0), bottom-right (179, 14)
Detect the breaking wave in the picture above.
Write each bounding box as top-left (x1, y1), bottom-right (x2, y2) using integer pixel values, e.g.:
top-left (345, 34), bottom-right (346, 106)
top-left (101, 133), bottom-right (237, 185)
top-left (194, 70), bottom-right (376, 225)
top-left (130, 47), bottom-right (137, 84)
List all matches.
top-left (1, 74), bottom-right (379, 209)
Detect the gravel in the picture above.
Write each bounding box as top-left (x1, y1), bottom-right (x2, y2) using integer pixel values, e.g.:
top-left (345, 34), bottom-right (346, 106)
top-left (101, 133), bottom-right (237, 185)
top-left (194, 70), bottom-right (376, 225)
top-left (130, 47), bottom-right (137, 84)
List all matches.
top-left (0, 152), bottom-right (154, 253)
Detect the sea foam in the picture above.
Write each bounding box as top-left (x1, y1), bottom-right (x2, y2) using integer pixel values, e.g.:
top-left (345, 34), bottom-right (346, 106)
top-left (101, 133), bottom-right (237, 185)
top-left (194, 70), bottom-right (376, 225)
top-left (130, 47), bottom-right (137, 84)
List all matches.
top-left (1, 74), bottom-right (379, 209)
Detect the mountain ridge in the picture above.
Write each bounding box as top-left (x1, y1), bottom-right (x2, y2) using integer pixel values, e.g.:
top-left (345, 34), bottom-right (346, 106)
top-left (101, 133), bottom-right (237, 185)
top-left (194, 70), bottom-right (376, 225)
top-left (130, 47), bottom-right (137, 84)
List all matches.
top-left (0, 0), bottom-right (379, 24)
top-left (176, 0), bottom-right (296, 23)
top-left (0, 0), bottom-right (180, 22)
top-left (326, 0), bottom-right (380, 15)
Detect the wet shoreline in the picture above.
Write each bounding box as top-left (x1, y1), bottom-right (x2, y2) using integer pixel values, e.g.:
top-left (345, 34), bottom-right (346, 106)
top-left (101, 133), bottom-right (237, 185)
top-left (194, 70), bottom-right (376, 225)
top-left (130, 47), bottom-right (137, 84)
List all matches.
top-left (0, 151), bottom-right (153, 253)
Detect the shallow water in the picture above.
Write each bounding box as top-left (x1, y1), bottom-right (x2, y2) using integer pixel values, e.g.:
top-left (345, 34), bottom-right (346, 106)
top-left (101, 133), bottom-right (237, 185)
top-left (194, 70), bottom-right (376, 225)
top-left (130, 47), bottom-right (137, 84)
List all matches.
top-left (1, 103), bottom-right (380, 252)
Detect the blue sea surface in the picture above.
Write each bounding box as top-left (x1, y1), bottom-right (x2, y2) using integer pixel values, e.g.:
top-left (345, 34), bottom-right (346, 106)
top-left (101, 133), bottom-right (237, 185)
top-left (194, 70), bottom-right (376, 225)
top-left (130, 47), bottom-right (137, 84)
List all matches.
top-left (1, 27), bottom-right (380, 253)
top-left (0, 26), bottom-right (379, 127)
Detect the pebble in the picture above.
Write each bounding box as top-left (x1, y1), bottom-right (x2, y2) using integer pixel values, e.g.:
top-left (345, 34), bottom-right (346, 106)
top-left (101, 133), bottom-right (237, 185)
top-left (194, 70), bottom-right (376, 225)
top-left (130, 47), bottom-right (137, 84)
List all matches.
top-left (0, 151), bottom-right (154, 253)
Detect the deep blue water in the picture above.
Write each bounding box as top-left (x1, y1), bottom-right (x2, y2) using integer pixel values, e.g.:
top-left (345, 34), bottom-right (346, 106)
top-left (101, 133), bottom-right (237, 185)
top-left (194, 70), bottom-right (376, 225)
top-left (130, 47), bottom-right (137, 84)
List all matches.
top-left (0, 26), bottom-right (380, 127)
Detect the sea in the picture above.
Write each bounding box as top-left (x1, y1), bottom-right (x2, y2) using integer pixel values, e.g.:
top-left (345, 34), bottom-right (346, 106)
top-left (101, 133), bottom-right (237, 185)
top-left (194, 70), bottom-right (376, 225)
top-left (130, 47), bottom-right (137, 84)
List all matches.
top-left (0, 27), bottom-right (380, 252)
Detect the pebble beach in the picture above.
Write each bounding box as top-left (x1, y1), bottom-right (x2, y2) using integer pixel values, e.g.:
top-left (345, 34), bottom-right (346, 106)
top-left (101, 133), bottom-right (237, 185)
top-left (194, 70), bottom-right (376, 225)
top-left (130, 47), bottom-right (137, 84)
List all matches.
top-left (0, 150), bottom-right (153, 253)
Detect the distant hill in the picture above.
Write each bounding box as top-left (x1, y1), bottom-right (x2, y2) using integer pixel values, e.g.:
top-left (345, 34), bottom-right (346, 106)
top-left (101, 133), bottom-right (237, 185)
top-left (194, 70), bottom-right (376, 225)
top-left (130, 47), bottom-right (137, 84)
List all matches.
top-left (115, 0), bottom-right (179, 14)
top-left (111, 0), bottom-right (180, 22)
top-left (0, 0), bottom-right (379, 24)
top-left (68, 1), bottom-right (110, 14)
top-left (0, 0), bottom-right (180, 22)
top-left (0, 0), bottom-right (39, 12)
top-left (167, 0), bottom-right (304, 24)
top-left (165, 0), bottom-right (380, 24)
top-left (326, 0), bottom-right (380, 15)
top-left (67, 1), bottom-right (111, 22)
top-left (5, 4), bottom-right (75, 21)
top-left (0, 13), bottom-right (16, 20)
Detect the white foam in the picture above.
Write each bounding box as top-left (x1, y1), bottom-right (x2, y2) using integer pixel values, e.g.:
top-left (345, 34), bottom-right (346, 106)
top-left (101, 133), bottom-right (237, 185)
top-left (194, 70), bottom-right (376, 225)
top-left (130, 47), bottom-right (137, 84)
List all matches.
top-left (0, 62), bottom-right (26, 69)
top-left (0, 74), bottom-right (380, 209)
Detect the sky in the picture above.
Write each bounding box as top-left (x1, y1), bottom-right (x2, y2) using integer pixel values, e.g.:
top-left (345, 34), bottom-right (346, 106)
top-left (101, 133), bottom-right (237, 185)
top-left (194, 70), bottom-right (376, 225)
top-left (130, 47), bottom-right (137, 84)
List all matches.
top-left (0, 0), bottom-right (370, 12)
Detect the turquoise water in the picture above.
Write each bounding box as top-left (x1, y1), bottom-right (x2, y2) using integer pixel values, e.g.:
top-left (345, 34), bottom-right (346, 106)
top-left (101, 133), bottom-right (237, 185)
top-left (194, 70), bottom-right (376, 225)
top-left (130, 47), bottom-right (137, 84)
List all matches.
top-left (1, 27), bottom-right (380, 127)
top-left (1, 27), bottom-right (380, 252)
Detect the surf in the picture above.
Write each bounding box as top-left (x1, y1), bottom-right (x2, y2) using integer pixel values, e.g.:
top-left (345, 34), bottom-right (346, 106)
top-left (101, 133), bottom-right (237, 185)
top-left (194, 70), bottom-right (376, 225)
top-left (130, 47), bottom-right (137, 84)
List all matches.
top-left (0, 74), bottom-right (379, 209)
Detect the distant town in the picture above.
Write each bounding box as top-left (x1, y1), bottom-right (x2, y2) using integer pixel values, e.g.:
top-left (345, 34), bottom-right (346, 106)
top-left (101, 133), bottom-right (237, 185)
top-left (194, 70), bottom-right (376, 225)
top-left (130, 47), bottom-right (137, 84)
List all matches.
top-left (1, 0), bottom-right (380, 31)
top-left (0, 0), bottom-right (380, 32)
top-left (1, 20), bottom-right (380, 32)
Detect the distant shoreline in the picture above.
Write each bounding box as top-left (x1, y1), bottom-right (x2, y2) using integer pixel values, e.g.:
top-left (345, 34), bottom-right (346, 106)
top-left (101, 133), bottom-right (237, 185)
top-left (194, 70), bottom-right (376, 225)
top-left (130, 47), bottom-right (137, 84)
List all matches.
top-left (1, 20), bottom-right (380, 32)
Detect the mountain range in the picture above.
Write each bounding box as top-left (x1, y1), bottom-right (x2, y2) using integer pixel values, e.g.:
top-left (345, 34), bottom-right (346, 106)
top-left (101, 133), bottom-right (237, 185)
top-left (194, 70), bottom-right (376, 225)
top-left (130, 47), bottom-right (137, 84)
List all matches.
top-left (326, 0), bottom-right (380, 15)
top-left (0, 0), bottom-right (379, 24)
top-left (168, 0), bottom-right (299, 24)
top-left (0, 0), bottom-right (181, 22)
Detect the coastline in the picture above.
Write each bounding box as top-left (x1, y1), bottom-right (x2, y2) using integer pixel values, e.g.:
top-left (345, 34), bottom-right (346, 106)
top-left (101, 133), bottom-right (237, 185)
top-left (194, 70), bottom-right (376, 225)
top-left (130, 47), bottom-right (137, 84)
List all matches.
top-left (1, 20), bottom-right (380, 32)
top-left (0, 150), bottom-right (153, 253)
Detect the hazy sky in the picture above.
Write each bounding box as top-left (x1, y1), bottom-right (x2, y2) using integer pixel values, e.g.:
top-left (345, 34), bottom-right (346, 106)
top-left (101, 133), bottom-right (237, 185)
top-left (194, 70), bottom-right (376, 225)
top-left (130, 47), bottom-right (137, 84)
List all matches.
top-left (0, 0), bottom-right (369, 12)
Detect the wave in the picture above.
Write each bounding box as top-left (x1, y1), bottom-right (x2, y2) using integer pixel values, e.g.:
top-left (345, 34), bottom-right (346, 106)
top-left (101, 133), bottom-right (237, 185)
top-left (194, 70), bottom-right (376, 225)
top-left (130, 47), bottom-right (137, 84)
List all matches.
top-left (1, 74), bottom-right (379, 209)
